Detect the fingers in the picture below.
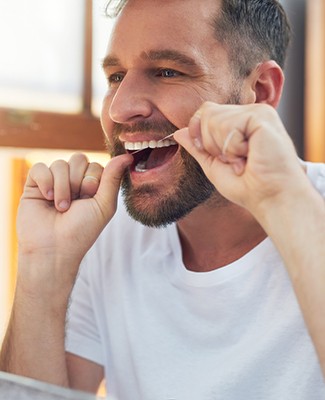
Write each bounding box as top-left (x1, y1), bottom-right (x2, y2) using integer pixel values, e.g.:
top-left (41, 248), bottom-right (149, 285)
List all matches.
top-left (80, 163), bottom-right (103, 199)
top-left (69, 153), bottom-right (104, 200)
top-left (25, 163), bottom-right (55, 201)
top-left (221, 129), bottom-right (246, 157)
top-left (182, 104), bottom-right (249, 165)
top-left (49, 154), bottom-right (103, 211)
top-left (175, 104), bottom-right (249, 178)
top-left (69, 153), bottom-right (90, 198)
top-left (174, 127), bottom-right (207, 167)
top-left (25, 160), bottom-right (72, 211)
top-left (25, 153), bottom-right (122, 213)
top-left (94, 153), bottom-right (133, 218)
top-left (50, 160), bottom-right (72, 211)
top-left (26, 152), bottom-right (133, 215)
top-left (195, 102), bottom-right (249, 159)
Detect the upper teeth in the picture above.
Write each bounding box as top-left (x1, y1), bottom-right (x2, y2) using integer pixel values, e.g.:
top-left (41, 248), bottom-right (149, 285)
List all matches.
top-left (124, 138), bottom-right (177, 151)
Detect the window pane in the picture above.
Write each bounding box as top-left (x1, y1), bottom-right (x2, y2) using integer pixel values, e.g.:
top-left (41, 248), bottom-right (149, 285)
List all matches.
top-left (0, 0), bottom-right (85, 113)
top-left (92, 0), bottom-right (115, 116)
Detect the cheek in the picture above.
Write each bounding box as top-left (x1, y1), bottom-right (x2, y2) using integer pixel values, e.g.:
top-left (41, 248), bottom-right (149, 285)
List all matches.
top-left (157, 89), bottom-right (204, 129)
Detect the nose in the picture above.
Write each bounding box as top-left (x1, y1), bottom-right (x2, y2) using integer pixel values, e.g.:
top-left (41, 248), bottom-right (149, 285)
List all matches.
top-left (108, 71), bottom-right (153, 124)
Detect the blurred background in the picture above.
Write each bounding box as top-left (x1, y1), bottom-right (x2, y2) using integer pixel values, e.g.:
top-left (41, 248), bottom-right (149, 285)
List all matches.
top-left (0, 0), bottom-right (112, 344)
top-left (0, 0), bottom-right (324, 372)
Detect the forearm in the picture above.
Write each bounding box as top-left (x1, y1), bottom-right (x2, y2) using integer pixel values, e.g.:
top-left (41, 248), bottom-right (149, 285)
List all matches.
top-left (255, 182), bottom-right (325, 372)
top-left (0, 254), bottom-right (75, 387)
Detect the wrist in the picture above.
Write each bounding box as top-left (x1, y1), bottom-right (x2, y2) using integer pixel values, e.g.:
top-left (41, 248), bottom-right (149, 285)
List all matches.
top-left (16, 251), bottom-right (80, 309)
top-left (253, 179), bottom-right (324, 238)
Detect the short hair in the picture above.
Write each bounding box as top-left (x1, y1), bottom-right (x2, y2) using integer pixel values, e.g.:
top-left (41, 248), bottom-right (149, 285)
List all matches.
top-left (105, 0), bottom-right (291, 77)
top-left (213, 0), bottom-right (291, 77)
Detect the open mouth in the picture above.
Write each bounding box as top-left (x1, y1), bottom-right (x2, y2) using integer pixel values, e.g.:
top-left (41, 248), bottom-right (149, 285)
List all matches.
top-left (125, 138), bottom-right (178, 172)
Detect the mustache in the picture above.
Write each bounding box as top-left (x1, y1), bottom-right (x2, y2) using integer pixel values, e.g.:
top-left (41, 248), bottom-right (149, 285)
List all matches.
top-left (106, 119), bottom-right (179, 156)
top-left (113, 119), bottom-right (179, 136)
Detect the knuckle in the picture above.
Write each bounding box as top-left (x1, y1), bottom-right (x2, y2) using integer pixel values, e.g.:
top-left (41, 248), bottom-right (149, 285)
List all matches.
top-left (50, 159), bottom-right (68, 169)
top-left (31, 162), bottom-right (47, 171)
top-left (86, 162), bottom-right (104, 175)
top-left (69, 152), bottom-right (89, 164)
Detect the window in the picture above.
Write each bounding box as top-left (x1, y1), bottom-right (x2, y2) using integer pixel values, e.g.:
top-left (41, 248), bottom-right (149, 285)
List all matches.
top-left (0, 0), bottom-right (114, 151)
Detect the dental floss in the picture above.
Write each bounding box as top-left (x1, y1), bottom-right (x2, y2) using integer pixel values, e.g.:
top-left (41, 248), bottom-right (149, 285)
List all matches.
top-left (130, 133), bottom-right (175, 154)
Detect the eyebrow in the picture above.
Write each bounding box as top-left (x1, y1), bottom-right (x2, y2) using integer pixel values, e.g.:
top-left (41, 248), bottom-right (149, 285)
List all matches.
top-left (102, 55), bottom-right (120, 69)
top-left (101, 49), bottom-right (199, 70)
top-left (142, 49), bottom-right (198, 67)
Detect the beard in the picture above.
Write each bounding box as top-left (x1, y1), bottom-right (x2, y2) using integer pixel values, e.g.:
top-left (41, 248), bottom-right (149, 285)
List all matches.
top-left (106, 91), bottom-right (241, 228)
top-left (124, 146), bottom-right (218, 227)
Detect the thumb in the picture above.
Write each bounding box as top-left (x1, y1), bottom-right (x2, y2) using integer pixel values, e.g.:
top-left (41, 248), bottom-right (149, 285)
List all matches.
top-left (174, 127), bottom-right (209, 167)
top-left (94, 153), bottom-right (133, 219)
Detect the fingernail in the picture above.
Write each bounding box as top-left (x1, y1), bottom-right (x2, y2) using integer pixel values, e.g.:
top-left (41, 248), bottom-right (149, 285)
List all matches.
top-left (47, 189), bottom-right (54, 199)
top-left (194, 137), bottom-right (203, 150)
top-left (58, 200), bottom-right (70, 210)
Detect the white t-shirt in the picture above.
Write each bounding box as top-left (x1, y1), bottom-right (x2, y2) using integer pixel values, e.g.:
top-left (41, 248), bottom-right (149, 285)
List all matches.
top-left (66, 162), bottom-right (325, 400)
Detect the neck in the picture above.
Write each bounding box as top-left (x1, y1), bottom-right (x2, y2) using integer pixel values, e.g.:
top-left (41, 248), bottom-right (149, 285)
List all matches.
top-left (177, 199), bottom-right (266, 272)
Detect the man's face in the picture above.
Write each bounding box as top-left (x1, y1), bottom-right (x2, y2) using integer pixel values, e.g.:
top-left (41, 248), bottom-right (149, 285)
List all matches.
top-left (101, 0), bottom-right (244, 227)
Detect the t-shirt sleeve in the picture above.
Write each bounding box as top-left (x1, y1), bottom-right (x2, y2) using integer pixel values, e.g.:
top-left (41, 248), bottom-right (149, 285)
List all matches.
top-left (65, 256), bottom-right (104, 366)
top-left (306, 161), bottom-right (325, 198)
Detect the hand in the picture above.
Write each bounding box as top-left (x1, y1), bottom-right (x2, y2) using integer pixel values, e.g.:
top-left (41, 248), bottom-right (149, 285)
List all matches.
top-left (17, 152), bottom-right (132, 275)
top-left (174, 102), bottom-right (307, 216)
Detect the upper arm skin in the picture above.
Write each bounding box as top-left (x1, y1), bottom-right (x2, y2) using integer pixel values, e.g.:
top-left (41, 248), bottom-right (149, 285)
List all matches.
top-left (66, 352), bottom-right (104, 394)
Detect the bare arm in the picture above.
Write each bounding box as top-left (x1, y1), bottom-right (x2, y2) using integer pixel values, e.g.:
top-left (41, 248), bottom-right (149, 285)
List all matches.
top-left (174, 102), bottom-right (325, 376)
top-left (0, 153), bottom-right (132, 390)
top-left (66, 353), bottom-right (104, 393)
top-left (255, 178), bottom-right (325, 372)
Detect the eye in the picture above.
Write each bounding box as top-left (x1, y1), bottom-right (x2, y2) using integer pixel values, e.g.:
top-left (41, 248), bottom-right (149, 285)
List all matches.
top-left (157, 68), bottom-right (183, 78)
top-left (107, 72), bottom-right (125, 86)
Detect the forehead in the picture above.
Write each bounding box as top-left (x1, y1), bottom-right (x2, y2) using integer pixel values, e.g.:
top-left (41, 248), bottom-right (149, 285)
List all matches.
top-left (107, 0), bottom-right (222, 63)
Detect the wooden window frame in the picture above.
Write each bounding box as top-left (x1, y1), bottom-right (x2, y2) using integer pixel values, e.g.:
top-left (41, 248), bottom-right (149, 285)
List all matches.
top-left (0, 0), bottom-right (105, 152)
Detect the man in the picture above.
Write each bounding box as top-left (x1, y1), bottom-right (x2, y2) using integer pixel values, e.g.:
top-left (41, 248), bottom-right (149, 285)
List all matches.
top-left (1, 0), bottom-right (325, 399)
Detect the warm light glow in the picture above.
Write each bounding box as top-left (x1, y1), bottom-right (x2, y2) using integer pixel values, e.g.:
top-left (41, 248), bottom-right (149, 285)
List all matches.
top-left (305, 0), bottom-right (325, 162)
top-left (24, 149), bottom-right (110, 168)
top-left (0, 151), bottom-right (12, 343)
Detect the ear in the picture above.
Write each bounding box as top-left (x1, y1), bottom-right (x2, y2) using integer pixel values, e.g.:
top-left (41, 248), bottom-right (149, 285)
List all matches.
top-left (246, 60), bottom-right (284, 108)
top-left (246, 61), bottom-right (284, 108)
